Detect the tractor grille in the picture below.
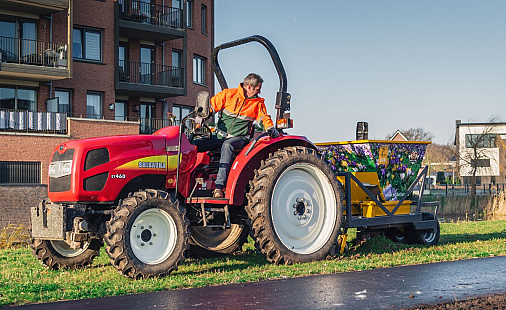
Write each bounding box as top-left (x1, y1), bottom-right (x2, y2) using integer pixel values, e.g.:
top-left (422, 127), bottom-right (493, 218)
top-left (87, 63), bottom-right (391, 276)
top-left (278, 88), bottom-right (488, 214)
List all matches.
top-left (84, 148), bottom-right (110, 171)
top-left (84, 172), bottom-right (109, 191)
top-left (48, 148), bottom-right (74, 192)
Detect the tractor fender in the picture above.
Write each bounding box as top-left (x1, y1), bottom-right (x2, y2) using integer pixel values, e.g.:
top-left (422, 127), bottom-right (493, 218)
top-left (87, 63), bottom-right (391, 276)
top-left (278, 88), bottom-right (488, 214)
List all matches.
top-left (226, 135), bottom-right (316, 206)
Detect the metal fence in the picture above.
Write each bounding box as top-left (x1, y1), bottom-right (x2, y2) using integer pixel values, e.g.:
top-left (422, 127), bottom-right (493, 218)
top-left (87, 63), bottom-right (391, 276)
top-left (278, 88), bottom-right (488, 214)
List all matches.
top-left (0, 36), bottom-right (68, 68)
top-left (0, 109), bottom-right (67, 134)
top-left (424, 183), bottom-right (506, 196)
top-left (118, 0), bottom-right (183, 28)
top-left (119, 60), bottom-right (183, 87)
top-left (0, 161), bottom-right (41, 184)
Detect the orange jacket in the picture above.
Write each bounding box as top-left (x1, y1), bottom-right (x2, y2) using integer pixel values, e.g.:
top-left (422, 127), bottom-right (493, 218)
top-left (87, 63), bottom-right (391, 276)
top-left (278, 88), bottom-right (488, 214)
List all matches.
top-left (210, 83), bottom-right (274, 138)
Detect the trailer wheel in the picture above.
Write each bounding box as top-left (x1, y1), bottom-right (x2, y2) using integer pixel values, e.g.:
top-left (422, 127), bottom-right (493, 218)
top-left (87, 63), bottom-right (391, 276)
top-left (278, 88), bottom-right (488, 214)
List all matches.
top-left (188, 224), bottom-right (249, 257)
top-left (30, 238), bottom-right (102, 270)
top-left (383, 228), bottom-right (407, 244)
top-left (246, 146), bottom-right (343, 264)
top-left (408, 213), bottom-right (440, 246)
top-left (104, 190), bottom-right (189, 279)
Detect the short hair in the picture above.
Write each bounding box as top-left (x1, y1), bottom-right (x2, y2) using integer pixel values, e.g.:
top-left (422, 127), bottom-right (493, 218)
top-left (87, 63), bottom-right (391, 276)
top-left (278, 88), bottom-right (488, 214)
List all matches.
top-left (243, 73), bottom-right (263, 87)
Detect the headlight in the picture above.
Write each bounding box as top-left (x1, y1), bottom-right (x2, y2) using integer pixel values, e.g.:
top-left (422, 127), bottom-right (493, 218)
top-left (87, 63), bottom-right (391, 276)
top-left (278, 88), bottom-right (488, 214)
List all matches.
top-left (48, 160), bottom-right (73, 178)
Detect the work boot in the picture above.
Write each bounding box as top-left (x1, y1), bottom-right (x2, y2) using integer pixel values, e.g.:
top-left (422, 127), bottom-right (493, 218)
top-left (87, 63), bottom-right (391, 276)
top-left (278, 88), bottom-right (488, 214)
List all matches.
top-left (213, 188), bottom-right (224, 198)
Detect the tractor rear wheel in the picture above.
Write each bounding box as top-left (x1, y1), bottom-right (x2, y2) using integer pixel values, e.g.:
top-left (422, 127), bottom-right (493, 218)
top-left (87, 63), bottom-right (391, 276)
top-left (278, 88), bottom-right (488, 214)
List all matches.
top-left (246, 146), bottom-right (343, 264)
top-left (30, 238), bottom-right (102, 270)
top-left (104, 190), bottom-right (189, 279)
top-left (188, 224), bottom-right (249, 257)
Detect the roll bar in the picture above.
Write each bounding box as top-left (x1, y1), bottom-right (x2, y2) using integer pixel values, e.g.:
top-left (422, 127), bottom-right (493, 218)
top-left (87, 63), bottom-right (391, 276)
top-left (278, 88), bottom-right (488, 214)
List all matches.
top-left (212, 35), bottom-right (291, 124)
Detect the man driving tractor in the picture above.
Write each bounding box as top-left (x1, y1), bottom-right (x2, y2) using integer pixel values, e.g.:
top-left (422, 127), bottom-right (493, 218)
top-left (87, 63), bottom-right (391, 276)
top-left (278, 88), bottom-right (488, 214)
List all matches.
top-left (193, 73), bottom-right (279, 198)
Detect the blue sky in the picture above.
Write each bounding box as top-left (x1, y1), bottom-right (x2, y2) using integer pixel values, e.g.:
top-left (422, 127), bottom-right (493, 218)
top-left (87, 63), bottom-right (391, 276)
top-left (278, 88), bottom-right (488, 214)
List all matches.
top-left (213, 1), bottom-right (506, 144)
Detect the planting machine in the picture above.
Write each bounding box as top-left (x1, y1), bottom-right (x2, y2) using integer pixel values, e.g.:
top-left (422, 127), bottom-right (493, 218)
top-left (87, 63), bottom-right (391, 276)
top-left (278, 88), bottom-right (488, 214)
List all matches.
top-left (30, 36), bottom-right (439, 278)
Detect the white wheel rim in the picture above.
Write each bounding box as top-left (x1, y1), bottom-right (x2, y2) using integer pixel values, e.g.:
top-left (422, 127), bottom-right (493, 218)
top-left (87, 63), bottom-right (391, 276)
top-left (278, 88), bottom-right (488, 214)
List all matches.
top-left (50, 240), bottom-right (89, 258)
top-left (129, 208), bottom-right (177, 265)
top-left (271, 163), bottom-right (337, 254)
top-left (423, 230), bottom-right (436, 243)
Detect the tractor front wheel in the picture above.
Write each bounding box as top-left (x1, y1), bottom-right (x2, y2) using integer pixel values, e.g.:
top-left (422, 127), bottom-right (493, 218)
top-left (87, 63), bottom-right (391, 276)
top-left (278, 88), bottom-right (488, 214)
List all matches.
top-left (246, 146), bottom-right (343, 264)
top-left (104, 190), bottom-right (189, 278)
top-left (30, 238), bottom-right (102, 269)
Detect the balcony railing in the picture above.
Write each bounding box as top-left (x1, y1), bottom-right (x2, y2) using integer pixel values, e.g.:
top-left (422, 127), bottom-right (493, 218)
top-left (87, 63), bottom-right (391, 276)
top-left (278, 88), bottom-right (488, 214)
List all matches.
top-left (118, 0), bottom-right (183, 29)
top-left (0, 36), bottom-right (68, 68)
top-left (0, 109), bottom-right (67, 134)
top-left (119, 60), bottom-right (184, 88)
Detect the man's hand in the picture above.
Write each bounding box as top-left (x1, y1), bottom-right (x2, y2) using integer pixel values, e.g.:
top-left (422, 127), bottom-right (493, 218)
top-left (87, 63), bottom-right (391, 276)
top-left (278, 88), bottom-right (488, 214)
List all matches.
top-left (268, 128), bottom-right (280, 138)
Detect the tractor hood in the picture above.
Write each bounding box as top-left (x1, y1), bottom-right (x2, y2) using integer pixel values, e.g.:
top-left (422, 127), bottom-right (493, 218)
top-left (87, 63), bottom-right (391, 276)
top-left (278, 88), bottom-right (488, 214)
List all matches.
top-left (47, 127), bottom-right (196, 203)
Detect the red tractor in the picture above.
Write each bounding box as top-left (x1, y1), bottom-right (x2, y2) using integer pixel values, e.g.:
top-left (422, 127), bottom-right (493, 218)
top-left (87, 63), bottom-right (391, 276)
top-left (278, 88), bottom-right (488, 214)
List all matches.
top-left (30, 36), bottom-right (344, 278)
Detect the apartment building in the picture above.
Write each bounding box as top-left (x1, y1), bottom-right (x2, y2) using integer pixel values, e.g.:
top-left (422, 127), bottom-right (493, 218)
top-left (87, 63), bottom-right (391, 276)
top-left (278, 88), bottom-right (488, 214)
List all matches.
top-left (0, 0), bottom-right (214, 185)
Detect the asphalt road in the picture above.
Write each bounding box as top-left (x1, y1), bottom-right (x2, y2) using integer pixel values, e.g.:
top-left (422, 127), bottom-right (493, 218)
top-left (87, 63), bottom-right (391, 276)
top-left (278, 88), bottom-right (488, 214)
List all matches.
top-left (11, 256), bottom-right (506, 310)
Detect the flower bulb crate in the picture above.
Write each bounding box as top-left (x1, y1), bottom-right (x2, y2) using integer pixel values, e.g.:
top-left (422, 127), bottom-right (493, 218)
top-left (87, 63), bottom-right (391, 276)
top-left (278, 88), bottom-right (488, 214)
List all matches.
top-left (316, 140), bottom-right (430, 219)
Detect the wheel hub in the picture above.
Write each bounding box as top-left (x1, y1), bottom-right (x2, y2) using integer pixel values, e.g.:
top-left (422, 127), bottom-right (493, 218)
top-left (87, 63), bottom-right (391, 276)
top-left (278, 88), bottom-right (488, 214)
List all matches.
top-left (141, 229), bottom-right (152, 242)
top-left (292, 197), bottom-right (312, 221)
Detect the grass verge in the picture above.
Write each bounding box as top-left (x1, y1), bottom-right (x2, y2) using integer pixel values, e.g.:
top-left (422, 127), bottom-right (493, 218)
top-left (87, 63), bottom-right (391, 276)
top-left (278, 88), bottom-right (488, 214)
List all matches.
top-left (1, 220), bottom-right (505, 307)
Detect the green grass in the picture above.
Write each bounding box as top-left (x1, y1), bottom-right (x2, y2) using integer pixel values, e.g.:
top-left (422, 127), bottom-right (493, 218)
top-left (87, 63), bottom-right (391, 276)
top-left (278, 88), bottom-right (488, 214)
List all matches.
top-left (1, 220), bottom-right (506, 307)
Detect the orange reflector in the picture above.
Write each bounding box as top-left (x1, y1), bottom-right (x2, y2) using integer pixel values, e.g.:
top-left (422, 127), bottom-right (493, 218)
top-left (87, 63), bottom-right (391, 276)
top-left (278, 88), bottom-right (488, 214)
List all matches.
top-left (277, 118), bottom-right (293, 129)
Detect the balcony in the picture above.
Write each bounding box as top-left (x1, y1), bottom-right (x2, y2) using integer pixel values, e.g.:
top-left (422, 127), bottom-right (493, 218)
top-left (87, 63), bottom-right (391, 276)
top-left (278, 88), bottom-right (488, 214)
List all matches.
top-left (1, 0), bottom-right (69, 15)
top-left (117, 0), bottom-right (184, 42)
top-left (116, 60), bottom-right (184, 98)
top-left (0, 109), bottom-right (67, 135)
top-left (0, 36), bottom-right (69, 82)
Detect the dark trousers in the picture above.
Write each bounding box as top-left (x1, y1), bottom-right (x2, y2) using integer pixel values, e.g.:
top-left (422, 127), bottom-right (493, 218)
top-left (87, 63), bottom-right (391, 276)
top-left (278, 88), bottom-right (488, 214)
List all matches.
top-left (193, 135), bottom-right (248, 189)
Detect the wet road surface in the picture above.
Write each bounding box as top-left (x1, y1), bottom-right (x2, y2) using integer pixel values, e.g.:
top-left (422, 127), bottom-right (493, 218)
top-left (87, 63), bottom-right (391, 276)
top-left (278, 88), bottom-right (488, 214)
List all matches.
top-left (12, 256), bottom-right (506, 310)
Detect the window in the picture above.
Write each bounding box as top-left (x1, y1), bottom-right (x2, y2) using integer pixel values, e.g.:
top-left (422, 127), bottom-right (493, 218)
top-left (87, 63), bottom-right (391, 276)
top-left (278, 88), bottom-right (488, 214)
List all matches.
top-left (53, 89), bottom-right (72, 114)
top-left (201, 5), bottom-right (207, 34)
top-left (73, 27), bottom-right (102, 61)
top-left (193, 55), bottom-right (205, 85)
top-left (86, 92), bottom-right (102, 119)
top-left (471, 158), bottom-right (491, 168)
top-left (172, 104), bottom-right (192, 124)
top-left (0, 161), bottom-right (40, 184)
top-left (465, 134), bottom-right (497, 148)
top-left (186, 0), bottom-right (193, 28)
top-left (0, 87), bottom-right (36, 110)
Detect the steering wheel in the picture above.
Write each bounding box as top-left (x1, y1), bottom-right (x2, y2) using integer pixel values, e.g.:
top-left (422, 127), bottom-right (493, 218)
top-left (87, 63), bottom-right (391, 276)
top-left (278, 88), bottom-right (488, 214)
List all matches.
top-left (183, 117), bottom-right (212, 141)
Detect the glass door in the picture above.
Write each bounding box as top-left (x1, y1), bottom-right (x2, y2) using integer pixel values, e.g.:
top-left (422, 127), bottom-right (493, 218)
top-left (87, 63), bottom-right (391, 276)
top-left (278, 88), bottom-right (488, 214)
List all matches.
top-left (115, 101), bottom-right (127, 121)
top-left (20, 21), bottom-right (36, 64)
top-left (119, 42), bottom-right (129, 81)
top-left (0, 20), bottom-right (16, 62)
top-left (140, 46), bottom-right (153, 84)
top-left (140, 103), bottom-right (154, 133)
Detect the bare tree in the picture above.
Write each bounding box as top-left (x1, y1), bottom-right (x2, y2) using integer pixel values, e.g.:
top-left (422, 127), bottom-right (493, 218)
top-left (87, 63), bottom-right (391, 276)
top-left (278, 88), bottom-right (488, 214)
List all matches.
top-left (457, 117), bottom-right (503, 199)
top-left (387, 128), bottom-right (434, 141)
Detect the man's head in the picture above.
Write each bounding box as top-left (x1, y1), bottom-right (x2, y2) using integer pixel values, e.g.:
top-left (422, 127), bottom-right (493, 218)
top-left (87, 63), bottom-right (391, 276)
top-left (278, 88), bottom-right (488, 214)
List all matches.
top-left (243, 73), bottom-right (263, 98)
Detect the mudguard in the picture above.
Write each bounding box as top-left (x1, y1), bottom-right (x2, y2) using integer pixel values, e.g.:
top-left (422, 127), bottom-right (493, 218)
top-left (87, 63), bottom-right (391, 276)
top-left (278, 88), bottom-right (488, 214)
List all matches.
top-left (225, 134), bottom-right (316, 206)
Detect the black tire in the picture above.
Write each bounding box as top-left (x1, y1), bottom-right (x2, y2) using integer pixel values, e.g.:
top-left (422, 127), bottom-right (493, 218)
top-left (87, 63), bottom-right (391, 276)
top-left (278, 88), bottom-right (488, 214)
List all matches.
top-left (30, 238), bottom-right (102, 270)
top-left (383, 227), bottom-right (407, 244)
top-left (407, 213), bottom-right (440, 246)
top-left (188, 224), bottom-right (249, 258)
top-left (246, 146), bottom-right (343, 264)
top-left (104, 189), bottom-right (189, 279)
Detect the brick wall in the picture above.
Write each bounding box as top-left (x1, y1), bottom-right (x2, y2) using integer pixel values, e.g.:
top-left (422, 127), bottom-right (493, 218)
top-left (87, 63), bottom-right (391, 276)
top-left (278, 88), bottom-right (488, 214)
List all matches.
top-left (0, 185), bottom-right (47, 231)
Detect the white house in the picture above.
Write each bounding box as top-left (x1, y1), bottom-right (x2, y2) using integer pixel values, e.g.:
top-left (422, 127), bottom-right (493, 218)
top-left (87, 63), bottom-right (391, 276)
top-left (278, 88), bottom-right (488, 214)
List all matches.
top-left (456, 120), bottom-right (506, 185)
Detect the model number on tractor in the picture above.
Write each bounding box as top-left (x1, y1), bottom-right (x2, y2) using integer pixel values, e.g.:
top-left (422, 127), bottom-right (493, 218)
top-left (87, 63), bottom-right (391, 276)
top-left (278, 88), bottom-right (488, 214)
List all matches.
top-left (111, 174), bottom-right (126, 179)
